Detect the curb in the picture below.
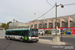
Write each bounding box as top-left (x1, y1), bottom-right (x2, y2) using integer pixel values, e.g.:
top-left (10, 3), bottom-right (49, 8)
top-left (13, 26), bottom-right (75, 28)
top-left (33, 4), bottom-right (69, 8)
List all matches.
top-left (39, 36), bottom-right (75, 38)
top-left (0, 37), bottom-right (5, 39)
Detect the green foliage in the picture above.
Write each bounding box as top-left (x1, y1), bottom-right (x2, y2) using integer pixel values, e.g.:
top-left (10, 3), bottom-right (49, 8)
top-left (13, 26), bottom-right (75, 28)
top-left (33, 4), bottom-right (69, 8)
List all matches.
top-left (7, 21), bottom-right (12, 28)
top-left (7, 21), bottom-right (12, 26)
top-left (1, 23), bottom-right (7, 29)
top-left (1, 21), bottom-right (12, 29)
top-left (45, 30), bottom-right (51, 34)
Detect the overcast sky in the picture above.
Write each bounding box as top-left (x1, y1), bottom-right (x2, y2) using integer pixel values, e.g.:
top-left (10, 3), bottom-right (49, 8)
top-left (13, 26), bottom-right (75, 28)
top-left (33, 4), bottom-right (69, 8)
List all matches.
top-left (0, 0), bottom-right (75, 23)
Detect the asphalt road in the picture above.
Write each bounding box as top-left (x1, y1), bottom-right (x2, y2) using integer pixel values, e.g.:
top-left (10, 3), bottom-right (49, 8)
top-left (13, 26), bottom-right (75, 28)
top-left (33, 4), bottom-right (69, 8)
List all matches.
top-left (0, 39), bottom-right (74, 50)
top-left (39, 37), bottom-right (75, 46)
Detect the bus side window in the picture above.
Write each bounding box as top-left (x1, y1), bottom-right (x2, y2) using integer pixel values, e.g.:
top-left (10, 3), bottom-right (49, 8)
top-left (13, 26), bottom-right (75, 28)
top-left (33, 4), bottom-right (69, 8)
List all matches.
top-left (22, 31), bottom-right (24, 36)
top-left (7, 31), bottom-right (11, 35)
top-left (17, 30), bottom-right (24, 36)
top-left (27, 31), bottom-right (30, 36)
top-left (15, 31), bottom-right (20, 36)
top-left (6, 31), bottom-right (8, 35)
top-left (9, 31), bottom-right (12, 35)
top-left (15, 31), bottom-right (18, 35)
top-left (24, 30), bottom-right (29, 36)
top-left (12, 31), bottom-right (16, 35)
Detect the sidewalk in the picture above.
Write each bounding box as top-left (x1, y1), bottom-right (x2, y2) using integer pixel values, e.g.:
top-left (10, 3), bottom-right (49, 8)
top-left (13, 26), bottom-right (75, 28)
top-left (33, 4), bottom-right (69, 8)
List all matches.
top-left (38, 39), bottom-right (68, 45)
top-left (39, 34), bottom-right (75, 38)
top-left (0, 37), bottom-right (5, 39)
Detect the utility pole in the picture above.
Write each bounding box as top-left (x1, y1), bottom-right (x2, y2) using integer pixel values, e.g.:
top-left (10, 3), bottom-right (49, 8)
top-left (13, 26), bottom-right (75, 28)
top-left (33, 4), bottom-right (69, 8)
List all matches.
top-left (34, 13), bottom-right (36, 20)
top-left (52, 2), bottom-right (58, 42)
top-left (44, 15), bottom-right (45, 28)
top-left (53, 2), bottom-right (64, 42)
top-left (42, 15), bottom-right (43, 28)
top-left (42, 14), bottom-right (45, 28)
top-left (55, 2), bottom-right (57, 36)
top-left (43, 14), bottom-right (45, 35)
top-left (13, 19), bottom-right (15, 29)
top-left (34, 13), bottom-right (36, 29)
top-left (42, 14), bottom-right (45, 36)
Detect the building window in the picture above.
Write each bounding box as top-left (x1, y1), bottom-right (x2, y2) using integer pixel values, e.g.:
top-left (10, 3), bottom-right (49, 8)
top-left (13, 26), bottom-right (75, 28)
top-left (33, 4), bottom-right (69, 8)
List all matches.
top-left (64, 22), bottom-right (68, 27)
top-left (34, 24), bottom-right (37, 29)
top-left (44, 23), bottom-right (47, 28)
top-left (39, 24), bottom-right (42, 28)
top-left (31, 25), bottom-right (33, 28)
top-left (70, 21), bottom-right (75, 27)
top-left (49, 23), bottom-right (53, 28)
top-left (62, 21), bottom-right (65, 27)
top-left (55, 22), bottom-right (60, 28)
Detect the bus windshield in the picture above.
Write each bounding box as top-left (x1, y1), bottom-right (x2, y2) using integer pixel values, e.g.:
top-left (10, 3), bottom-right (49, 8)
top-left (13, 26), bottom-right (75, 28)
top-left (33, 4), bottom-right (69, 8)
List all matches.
top-left (30, 31), bottom-right (38, 37)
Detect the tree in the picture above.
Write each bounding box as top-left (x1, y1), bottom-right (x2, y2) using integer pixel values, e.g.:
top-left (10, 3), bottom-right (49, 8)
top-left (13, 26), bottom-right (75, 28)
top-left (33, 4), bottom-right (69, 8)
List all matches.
top-left (1, 23), bottom-right (7, 29)
top-left (45, 30), bottom-right (51, 34)
top-left (7, 21), bottom-right (12, 29)
top-left (0, 21), bottom-right (12, 29)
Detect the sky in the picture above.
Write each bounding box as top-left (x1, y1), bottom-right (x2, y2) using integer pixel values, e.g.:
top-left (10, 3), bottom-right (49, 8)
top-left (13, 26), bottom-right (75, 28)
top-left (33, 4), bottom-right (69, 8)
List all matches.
top-left (0, 0), bottom-right (75, 23)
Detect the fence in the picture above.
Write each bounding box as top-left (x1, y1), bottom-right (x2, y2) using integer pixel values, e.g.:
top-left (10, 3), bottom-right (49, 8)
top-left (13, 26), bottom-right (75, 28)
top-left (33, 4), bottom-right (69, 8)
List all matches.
top-left (0, 30), bottom-right (5, 37)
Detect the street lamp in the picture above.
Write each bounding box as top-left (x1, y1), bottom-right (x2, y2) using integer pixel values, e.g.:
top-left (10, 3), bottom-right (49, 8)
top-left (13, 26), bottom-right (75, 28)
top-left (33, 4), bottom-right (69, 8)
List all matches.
top-left (13, 19), bottom-right (18, 29)
top-left (13, 19), bottom-right (15, 29)
top-left (42, 14), bottom-right (45, 29)
top-left (53, 2), bottom-right (64, 42)
top-left (34, 13), bottom-right (36, 20)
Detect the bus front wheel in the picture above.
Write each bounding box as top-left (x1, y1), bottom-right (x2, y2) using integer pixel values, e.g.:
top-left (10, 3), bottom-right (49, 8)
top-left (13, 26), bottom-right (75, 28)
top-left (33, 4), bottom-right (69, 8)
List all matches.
top-left (35, 40), bottom-right (38, 43)
top-left (7, 37), bottom-right (11, 40)
top-left (20, 38), bottom-right (24, 42)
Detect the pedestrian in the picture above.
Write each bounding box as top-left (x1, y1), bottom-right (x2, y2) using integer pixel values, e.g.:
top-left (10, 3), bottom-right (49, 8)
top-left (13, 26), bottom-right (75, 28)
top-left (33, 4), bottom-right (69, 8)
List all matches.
top-left (42, 33), bottom-right (43, 36)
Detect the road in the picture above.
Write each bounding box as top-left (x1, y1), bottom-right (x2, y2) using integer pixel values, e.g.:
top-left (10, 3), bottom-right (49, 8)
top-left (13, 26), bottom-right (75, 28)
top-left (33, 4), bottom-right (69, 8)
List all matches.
top-left (39, 37), bottom-right (75, 46)
top-left (0, 38), bottom-right (74, 50)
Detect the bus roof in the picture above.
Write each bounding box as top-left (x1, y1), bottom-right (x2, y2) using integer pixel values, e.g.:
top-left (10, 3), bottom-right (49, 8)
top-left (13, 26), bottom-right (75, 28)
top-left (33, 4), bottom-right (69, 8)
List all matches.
top-left (6, 28), bottom-right (30, 31)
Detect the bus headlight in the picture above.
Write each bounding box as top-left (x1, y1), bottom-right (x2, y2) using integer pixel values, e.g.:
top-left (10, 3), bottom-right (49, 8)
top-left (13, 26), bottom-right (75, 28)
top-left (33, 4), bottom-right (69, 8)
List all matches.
top-left (29, 37), bottom-right (31, 40)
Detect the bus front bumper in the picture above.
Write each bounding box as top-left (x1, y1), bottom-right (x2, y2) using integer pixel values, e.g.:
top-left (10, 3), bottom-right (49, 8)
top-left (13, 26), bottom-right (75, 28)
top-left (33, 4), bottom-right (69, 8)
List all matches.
top-left (28, 37), bottom-right (39, 41)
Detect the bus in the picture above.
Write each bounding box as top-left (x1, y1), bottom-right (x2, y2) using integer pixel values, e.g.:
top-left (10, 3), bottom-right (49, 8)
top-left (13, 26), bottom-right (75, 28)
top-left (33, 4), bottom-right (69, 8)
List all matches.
top-left (5, 28), bottom-right (39, 42)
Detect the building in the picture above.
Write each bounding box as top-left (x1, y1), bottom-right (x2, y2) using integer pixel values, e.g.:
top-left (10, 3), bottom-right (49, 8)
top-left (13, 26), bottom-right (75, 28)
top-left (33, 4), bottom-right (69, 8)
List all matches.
top-left (9, 22), bottom-right (29, 29)
top-left (29, 14), bottom-right (75, 29)
top-left (29, 14), bottom-right (75, 35)
top-left (0, 23), bottom-right (3, 26)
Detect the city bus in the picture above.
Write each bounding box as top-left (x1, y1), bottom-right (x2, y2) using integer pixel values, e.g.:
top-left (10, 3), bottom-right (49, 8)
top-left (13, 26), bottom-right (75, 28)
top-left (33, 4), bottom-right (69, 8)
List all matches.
top-left (5, 28), bottom-right (39, 42)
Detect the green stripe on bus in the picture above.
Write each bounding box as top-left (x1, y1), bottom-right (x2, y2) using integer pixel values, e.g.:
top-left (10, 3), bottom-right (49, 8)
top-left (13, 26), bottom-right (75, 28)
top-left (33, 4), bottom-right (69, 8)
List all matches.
top-left (24, 36), bottom-right (28, 40)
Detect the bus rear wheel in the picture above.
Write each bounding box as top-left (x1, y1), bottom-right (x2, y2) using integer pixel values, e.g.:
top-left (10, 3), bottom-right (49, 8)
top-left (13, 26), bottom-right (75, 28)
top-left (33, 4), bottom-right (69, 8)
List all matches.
top-left (5, 36), bottom-right (8, 39)
top-left (7, 37), bottom-right (11, 40)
